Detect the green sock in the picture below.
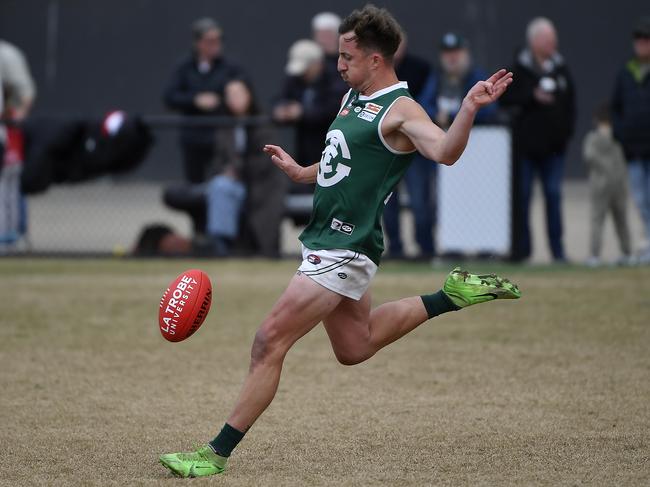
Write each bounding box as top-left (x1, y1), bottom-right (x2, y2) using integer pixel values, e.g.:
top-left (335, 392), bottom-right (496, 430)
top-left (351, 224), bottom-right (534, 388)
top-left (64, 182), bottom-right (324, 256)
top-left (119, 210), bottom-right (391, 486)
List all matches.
top-left (209, 423), bottom-right (245, 458)
top-left (420, 290), bottom-right (460, 319)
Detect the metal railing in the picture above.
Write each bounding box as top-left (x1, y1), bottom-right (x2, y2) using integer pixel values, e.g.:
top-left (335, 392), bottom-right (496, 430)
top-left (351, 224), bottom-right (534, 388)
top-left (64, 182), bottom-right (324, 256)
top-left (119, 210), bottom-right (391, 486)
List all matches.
top-left (1, 115), bottom-right (512, 258)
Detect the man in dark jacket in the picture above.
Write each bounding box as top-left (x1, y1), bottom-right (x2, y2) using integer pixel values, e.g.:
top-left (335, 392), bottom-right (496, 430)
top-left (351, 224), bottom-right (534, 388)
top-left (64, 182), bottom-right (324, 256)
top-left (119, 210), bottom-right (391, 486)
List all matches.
top-left (612, 17), bottom-right (650, 262)
top-left (163, 18), bottom-right (247, 183)
top-left (382, 35), bottom-right (431, 259)
top-left (384, 33), bottom-right (496, 259)
top-left (419, 33), bottom-right (497, 128)
top-left (273, 39), bottom-right (341, 179)
top-left (500, 17), bottom-right (575, 262)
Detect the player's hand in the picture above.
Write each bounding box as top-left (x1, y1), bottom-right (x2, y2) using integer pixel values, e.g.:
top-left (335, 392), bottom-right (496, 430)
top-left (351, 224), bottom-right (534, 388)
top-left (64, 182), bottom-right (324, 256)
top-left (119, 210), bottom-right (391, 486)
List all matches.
top-left (263, 144), bottom-right (305, 182)
top-left (463, 69), bottom-right (513, 110)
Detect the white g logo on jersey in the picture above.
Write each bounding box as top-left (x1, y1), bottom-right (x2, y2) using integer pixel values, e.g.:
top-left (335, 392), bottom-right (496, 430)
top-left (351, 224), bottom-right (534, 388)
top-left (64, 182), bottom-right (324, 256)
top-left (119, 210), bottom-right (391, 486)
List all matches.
top-left (317, 129), bottom-right (352, 187)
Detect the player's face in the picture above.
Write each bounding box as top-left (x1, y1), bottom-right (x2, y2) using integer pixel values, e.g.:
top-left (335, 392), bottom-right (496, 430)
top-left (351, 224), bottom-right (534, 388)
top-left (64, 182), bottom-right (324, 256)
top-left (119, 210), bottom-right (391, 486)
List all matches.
top-left (337, 33), bottom-right (372, 89)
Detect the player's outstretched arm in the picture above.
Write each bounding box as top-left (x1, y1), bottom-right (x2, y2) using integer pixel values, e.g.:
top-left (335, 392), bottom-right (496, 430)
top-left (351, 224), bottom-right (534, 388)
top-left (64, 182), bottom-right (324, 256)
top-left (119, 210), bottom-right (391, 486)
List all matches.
top-left (264, 144), bottom-right (318, 183)
top-left (399, 69), bottom-right (513, 165)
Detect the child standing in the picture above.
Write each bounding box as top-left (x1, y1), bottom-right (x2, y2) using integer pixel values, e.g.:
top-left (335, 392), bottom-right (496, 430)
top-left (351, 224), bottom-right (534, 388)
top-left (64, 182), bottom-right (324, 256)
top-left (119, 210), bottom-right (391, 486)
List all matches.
top-left (583, 103), bottom-right (634, 266)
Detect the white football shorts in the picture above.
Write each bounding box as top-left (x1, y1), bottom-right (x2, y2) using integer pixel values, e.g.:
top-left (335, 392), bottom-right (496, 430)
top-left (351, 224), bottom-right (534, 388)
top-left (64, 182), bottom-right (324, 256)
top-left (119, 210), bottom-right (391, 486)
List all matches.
top-left (298, 245), bottom-right (378, 301)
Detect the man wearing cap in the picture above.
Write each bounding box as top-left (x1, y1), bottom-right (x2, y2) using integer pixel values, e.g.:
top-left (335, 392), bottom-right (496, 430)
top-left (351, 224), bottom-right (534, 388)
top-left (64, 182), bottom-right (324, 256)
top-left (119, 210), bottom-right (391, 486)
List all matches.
top-left (612, 16), bottom-right (650, 263)
top-left (385, 32), bottom-right (496, 260)
top-left (420, 33), bottom-right (497, 130)
top-left (381, 35), bottom-right (431, 259)
top-left (163, 18), bottom-right (248, 184)
top-left (500, 17), bottom-right (575, 263)
top-left (272, 39), bottom-right (342, 178)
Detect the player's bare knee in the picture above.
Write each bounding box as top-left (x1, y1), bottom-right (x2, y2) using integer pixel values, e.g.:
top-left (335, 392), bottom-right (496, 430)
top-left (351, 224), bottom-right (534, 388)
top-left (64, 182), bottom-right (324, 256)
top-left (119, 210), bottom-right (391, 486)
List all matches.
top-left (249, 329), bottom-right (268, 366)
top-left (334, 349), bottom-right (370, 366)
top-left (336, 355), bottom-right (361, 366)
top-left (250, 328), bottom-right (274, 366)
top-left (250, 320), bottom-right (285, 367)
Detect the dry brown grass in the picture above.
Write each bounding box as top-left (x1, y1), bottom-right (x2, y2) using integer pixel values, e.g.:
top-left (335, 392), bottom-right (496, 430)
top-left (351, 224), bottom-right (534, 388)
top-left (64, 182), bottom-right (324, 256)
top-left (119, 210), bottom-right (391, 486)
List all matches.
top-left (0, 259), bottom-right (648, 486)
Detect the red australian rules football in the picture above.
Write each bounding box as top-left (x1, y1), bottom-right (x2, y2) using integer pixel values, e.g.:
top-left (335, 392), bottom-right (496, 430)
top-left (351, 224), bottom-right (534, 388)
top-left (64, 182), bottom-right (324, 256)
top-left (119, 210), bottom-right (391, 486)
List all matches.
top-left (158, 269), bottom-right (212, 342)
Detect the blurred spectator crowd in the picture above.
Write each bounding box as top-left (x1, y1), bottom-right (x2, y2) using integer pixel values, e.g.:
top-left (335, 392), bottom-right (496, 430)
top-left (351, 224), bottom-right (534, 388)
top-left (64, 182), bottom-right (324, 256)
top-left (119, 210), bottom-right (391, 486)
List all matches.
top-left (1, 12), bottom-right (650, 265)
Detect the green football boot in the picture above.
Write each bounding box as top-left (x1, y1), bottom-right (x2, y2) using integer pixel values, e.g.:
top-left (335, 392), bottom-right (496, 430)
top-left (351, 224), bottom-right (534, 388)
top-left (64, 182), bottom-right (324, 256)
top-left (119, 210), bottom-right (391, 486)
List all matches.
top-left (159, 445), bottom-right (227, 478)
top-left (443, 267), bottom-right (521, 308)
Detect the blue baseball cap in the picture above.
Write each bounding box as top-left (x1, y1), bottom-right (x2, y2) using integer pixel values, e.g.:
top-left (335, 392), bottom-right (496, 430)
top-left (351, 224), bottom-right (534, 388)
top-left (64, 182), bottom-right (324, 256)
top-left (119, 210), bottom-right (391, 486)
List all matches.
top-left (440, 32), bottom-right (468, 50)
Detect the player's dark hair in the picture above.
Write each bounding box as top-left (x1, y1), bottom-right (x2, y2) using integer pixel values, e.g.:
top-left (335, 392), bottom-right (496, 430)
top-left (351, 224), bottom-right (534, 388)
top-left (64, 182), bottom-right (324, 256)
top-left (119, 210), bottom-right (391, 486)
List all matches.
top-left (339, 4), bottom-right (403, 61)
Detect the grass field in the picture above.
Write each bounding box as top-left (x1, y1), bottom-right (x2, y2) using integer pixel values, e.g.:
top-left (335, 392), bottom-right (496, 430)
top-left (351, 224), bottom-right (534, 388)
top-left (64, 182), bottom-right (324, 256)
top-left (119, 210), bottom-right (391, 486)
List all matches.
top-left (0, 258), bottom-right (648, 486)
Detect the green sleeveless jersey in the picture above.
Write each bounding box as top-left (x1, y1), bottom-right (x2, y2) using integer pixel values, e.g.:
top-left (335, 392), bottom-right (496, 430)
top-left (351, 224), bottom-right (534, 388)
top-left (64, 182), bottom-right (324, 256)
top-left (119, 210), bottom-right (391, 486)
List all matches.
top-left (299, 81), bottom-right (415, 265)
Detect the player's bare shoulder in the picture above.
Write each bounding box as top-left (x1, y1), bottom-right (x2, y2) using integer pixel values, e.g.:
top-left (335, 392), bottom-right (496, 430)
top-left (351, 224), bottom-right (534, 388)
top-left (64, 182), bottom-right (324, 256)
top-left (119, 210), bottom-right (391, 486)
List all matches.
top-left (380, 96), bottom-right (428, 153)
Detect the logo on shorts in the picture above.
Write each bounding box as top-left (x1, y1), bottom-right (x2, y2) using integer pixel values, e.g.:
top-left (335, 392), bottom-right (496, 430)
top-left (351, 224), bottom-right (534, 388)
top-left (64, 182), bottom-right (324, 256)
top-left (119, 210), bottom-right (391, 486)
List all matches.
top-left (337, 272), bottom-right (348, 279)
top-left (307, 254), bottom-right (321, 265)
top-left (331, 218), bottom-right (355, 235)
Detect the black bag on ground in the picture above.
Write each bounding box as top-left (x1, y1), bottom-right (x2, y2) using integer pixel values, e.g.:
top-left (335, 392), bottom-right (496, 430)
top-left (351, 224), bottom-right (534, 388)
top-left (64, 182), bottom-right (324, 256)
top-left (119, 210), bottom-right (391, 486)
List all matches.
top-left (21, 112), bottom-right (153, 195)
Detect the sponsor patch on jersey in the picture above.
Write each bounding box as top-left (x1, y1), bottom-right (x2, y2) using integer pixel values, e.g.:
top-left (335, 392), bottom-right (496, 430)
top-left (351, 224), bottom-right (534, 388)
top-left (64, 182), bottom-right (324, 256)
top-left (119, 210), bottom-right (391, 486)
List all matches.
top-left (363, 102), bottom-right (383, 114)
top-left (331, 217), bottom-right (355, 235)
top-left (340, 108), bottom-right (350, 116)
top-left (357, 110), bottom-right (376, 122)
top-left (307, 254), bottom-right (321, 265)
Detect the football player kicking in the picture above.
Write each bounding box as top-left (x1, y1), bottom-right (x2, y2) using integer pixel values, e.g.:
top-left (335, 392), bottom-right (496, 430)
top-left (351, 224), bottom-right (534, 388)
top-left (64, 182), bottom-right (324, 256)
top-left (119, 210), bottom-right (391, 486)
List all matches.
top-left (160, 4), bottom-right (520, 477)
